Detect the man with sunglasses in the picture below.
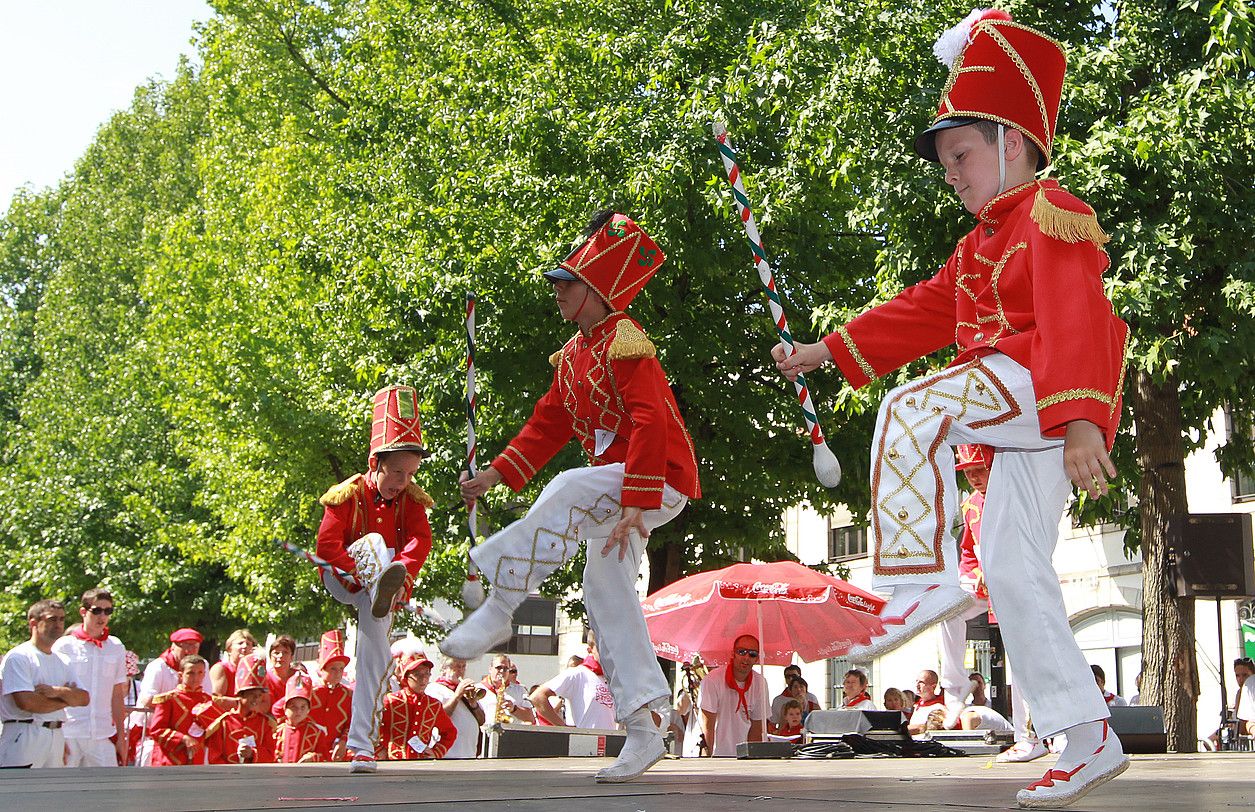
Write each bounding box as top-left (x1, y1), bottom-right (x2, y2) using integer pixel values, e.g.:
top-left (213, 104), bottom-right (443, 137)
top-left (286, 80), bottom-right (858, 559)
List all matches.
top-left (52, 588), bottom-right (129, 766)
top-left (699, 636), bottom-right (765, 757)
top-left (0, 599), bottom-right (89, 767)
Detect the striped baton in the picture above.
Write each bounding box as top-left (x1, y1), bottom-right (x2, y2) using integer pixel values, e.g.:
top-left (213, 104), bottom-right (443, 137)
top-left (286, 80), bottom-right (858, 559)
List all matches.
top-left (461, 292), bottom-right (486, 608)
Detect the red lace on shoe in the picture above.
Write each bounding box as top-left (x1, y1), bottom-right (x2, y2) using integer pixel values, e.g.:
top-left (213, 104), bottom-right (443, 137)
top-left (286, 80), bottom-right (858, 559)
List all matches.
top-left (887, 585), bottom-right (939, 624)
top-left (1025, 721), bottom-right (1110, 791)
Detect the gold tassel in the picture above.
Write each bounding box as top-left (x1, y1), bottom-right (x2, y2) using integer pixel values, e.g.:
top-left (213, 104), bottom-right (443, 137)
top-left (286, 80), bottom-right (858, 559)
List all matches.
top-left (1031, 188), bottom-right (1110, 246)
top-left (608, 319), bottom-right (656, 360)
top-left (406, 482), bottom-right (435, 508)
top-left (320, 474), bottom-right (364, 507)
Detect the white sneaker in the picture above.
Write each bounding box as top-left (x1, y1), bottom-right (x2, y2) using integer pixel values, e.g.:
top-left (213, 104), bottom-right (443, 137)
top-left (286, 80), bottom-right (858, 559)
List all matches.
top-left (595, 707), bottom-right (665, 783)
top-left (370, 562), bottom-right (407, 618)
top-left (846, 586), bottom-right (975, 661)
top-left (997, 740), bottom-right (1048, 763)
top-left (439, 593), bottom-right (514, 660)
top-left (1016, 721), bottom-right (1128, 808)
top-left (349, 753), bottom-right (377, 774)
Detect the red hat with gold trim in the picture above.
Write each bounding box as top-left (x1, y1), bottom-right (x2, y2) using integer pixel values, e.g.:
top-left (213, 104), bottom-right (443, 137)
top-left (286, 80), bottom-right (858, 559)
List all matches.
top-left (234, 654), bottom-right (269, 695)
top-left (955, 443), bottom-right (994, 471)
top-left (914, 9), bottom-right (1065, 170)
top-left (277, 672), bottom-right (315, 712)
top-left (543, 211), bottom-right (665, 312)
top-left (369, 385), bottom-right (429, 469)
top-left (317, 629), bottom-right (350, 670)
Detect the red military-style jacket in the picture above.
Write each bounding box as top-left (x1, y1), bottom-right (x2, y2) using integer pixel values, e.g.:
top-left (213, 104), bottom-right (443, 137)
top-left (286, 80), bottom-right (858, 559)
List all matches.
top-left (196, 700), bottom-right (277, 765)
top-left (377, 688), bottom-right (457, 760)
top-left (822, 180), bottom-right (1128, 446)
top-left (310, 683), bottom-right (352, 757)
top-left (316, 473), bottom-right (434, 598)
top-left (275, 718), bottom-right (329, 763)
top-left (491, 313), bottom-right (701, 509)
top-left (148, 687), bottom-right (212, 766)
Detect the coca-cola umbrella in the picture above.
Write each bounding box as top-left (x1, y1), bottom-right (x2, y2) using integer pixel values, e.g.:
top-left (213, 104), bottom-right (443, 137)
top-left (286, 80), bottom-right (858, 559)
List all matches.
top-left (641, 560), bottom-right (888, 668)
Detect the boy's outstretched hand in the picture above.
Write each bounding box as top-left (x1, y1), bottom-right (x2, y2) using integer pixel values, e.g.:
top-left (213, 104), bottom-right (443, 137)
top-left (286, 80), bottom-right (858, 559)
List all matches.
top-left (771, 340), bottom-right (833, 382)
top-left (459, 467), bottom-right (503, 507)
top-left (603, 507), bottom-right (649, 562)
top-left (1063, 419), bottom-right (1116, 499)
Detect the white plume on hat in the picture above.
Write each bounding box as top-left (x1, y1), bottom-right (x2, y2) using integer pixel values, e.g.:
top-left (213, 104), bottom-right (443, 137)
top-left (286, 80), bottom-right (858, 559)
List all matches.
top-left (933, 8), bottom-right (998, 68)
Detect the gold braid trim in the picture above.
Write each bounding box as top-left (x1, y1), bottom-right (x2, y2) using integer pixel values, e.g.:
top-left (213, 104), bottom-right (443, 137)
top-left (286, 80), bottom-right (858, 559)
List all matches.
top-left (405, 483), bottom-right (435, 508)
top-left (1031, 188), bottom-right (1110, 246)
top-left (836, 325), bottom-right (876, 381)
top-left (608, 319), bottom-right (656, 360)
top-left (1036, 388), bottom-right (1116, 410)
top-left (320, 474), bottom-right (363, 507)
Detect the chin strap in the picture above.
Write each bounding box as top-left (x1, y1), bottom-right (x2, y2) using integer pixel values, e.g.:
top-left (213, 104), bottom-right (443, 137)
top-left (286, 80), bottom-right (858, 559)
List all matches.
top-left (571, 286), bottom-right (592, 322)
top-left (997, 124), bottom-right (1007, 195)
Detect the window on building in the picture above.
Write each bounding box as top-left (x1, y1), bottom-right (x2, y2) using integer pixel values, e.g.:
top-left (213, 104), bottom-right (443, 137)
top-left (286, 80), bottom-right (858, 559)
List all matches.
top-left (829, 524), bottom-right (868, 561)
top-left (1225, 410), bottom-right (1255, 502)
top-left (494, 596), bottom-right (559, 656)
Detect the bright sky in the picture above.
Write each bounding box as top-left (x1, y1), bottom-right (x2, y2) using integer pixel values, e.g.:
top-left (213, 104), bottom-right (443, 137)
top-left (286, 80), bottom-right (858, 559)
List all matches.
top-left (0, 0), bottom-right (213, 214)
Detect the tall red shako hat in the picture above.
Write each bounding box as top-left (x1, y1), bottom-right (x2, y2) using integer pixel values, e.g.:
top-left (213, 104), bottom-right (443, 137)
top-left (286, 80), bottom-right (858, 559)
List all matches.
top-left (368, 385), bottom-right (429, 470)
top-left (955, 443), bottom-right (995, 471)
top-left (317, 630), bottom-right (350, 670)
top-left (914, 8), bottom-right (1066, 170)
top-left (543, 211), bottom-right (666, 312)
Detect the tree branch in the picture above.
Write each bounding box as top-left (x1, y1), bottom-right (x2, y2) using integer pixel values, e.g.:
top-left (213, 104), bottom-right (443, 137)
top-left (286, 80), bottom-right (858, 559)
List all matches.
top-left (279, 27), bottom-right (351, 112)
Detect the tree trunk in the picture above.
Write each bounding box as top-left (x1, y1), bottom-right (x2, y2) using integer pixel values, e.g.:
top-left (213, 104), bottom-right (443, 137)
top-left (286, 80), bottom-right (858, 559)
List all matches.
top-left (1131, 368), bottom-right (1199, 752)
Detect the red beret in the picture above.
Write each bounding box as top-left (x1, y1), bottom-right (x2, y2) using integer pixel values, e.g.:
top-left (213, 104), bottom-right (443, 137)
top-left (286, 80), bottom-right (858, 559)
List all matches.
top-left (169, 628), bottom-right (203, 644)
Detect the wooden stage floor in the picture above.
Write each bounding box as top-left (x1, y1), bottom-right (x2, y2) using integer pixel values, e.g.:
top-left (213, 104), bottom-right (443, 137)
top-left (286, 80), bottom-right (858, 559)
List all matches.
top-left (0, 752), bottom-right (1250, 811)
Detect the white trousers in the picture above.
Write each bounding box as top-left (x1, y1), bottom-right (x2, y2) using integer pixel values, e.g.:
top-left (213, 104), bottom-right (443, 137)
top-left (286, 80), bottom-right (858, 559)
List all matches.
top-left (0, 724), bottom-right (64, 768)
top-left (472, 464), bottom-right (688, 722)
top-left (869, 353), bottom-right (1108, 738)
top-left (63, 737), bottom-right (116, 767)
top-left (938, 603), bottom-right (1032, 741)
top-left (322, 533), bottom-right (396, 757)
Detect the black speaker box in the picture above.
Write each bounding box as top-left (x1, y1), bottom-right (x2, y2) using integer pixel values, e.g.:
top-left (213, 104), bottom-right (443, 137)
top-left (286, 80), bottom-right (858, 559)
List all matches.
top-left (1107, 706), bottom-right (1167, 754)
top-left (1168, 512), bottom-right (1255, 598)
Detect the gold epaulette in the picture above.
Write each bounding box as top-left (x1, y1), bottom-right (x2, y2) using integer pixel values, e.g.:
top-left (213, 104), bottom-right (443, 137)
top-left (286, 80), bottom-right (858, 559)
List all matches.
top-left (151, 690), bottom-right (176, 705)
top-left (549, 348), bottom-right (564, 367)
top-left (608, 318), bottom-right (656, 360)
top-left (405, 482), bottom-right (435, 508)
top-left (1030, 186), bottom-right (1110, 247)
top-left (320, 474), bottom-right (364, 507)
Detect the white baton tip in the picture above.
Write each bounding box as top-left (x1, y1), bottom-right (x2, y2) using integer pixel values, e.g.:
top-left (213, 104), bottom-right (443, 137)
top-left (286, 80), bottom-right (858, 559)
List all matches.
top-left (460, 577), bottom-right (486, 609)
top-left (712, 120), bottom-right (727, 138)
top-left (812, 441), bottom-right (842, 488)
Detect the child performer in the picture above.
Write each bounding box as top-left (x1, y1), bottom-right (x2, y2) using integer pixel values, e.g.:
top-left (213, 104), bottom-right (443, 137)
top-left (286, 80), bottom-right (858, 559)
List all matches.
top-left (310, 630), bottom-right (353, 761)
top-left (275, 673), bottom-right (328, 763)
top-left (315, 385), bottom-right (435, 773)
top-left (377, 656), bottom-right (456, 760)
top-left (197, 655), bottom-right (276, 764)
top-left (147, 655), bottom-right (212, 766)
top-left (774, 10), bottom-right (1128, 807)
top-left (442, 211), bottom-right (701, 783)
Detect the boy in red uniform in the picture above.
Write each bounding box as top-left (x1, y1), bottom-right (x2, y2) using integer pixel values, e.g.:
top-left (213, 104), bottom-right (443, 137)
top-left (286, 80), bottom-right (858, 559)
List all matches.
top-left (775, 10), bottom-right (1128, 808)
top-left (443, 211), bottom-right (701, 783)
top-left (378, 656), bottom-right (456, 760)
top-left (148, 655), bottom-right (211, 766)
top-left (198, 655), bottom-right (276, 764)
top-left (315, 385), bottom-right (435, 773)
top-left (310, 630), bottom-right (353, 761)
top-left (275, 673), bottom-right (328, 763)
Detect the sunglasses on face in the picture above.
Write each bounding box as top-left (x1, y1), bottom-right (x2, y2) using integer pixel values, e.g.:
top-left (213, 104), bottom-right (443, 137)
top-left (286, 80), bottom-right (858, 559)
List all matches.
top-left (508, 668), bottom-right (518, 674)
top-left (88, 606), bottom-right (114, 616)
top-left (735, 648), bottom-right (759, 658)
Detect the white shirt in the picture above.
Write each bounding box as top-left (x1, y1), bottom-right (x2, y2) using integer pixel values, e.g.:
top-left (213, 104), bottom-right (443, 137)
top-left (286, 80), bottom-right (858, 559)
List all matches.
top-left (770, 689), bottom-right (819, 723)
top-left (52, 633), bottom-right (127, 739)
top-left (1, 641), bottom-right (76, 723)
top-left (543, 666), bottom-right (616, 729)
top-left (699, 665), bottom-right (766, 757)
top-left (1102, 691), bottom-right (1129, 707)
top-left (908, 696), bottom-right (946, 731)
top-left (425, 680), bottom-right (480, 759)
top-left (1236, 680), bottom-right (1255, 724)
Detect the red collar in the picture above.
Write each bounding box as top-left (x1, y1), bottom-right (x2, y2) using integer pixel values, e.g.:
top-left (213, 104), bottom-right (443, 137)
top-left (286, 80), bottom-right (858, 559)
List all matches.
top-left (917, 693), bottom-right (945, 708)
top-left (843, 691), bottom-right (871, 708)
top-left (580, 654), bottom-right (604, 677)
top-left (71, 627), bottom-right (108, 648)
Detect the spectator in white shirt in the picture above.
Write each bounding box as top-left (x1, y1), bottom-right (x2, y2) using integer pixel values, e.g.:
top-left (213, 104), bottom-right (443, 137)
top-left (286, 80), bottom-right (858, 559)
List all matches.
top-left (426, 656), bottom-right (485, 758)
top-left (531, 639), bottom-right (616, 729)
top-left (1091, 664), bottom-right (1128, 707)
top-left (0, 600), bottom-right (90, 768)
top-left (699, 635), bottom-right (766, 756)
top-left (52, 588), bottom-right (128, 767)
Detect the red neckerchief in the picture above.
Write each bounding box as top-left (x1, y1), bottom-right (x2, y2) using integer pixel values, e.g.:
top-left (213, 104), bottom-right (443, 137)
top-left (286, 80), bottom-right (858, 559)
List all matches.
top-left (435, 677), bottom-right (460, 691)
top-left (843, 691), bottom-right (872, 708)
top-left (725, 666), bottom-right (754, 717)
top-left (917, 693), bottom-right (944, 708)
top-left (480, 679), bottom-right (499, 695)
top-left (160, 647), bottom-right (182, 672)
top-left (71, 626), bottom-right (108, 648)
top-left (1103, 691), bottom-right (1118, 705)
top-left (580, 654), bottom-right (604, 677)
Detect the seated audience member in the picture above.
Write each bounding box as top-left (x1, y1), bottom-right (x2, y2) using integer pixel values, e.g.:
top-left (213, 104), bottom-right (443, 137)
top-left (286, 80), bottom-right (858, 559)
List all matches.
top-left (699, 635), bottom-right (766, 756)
top-left (775, 699), bottom-right (805, 739)
top-left (148, 655), bottom-right (212, 766)
top-left (1236, 658), bottom-right (1255, 737)
top-left (840, 669), bottom-right (875, 710)
top-left (198, 655), bottom-right (276, 764)
top-left (907, 671), bottom-right (945, 735)
top-left (530, 638), bottom-right (616, 729)
top-left (210, 629), bottom-right (257, 697)
top-left (967, 672), bottom-right (988, 706)
top-left (275, 673), bottom-right (327, 763)
top-left (378, 656), bottom-right (456, 760)
top-left (768, 664), bottom-right (806, 730)
top-left (1129, 672), bottom-right (1142, 707)
top-left (1091, 664), bottom-right (1127, 707)
top-left (883, 687), bottom-right (906, 713)
top-left (902, 689), bottom-right (919, 714)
